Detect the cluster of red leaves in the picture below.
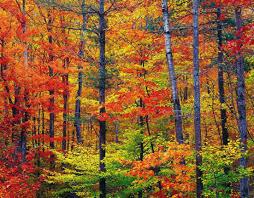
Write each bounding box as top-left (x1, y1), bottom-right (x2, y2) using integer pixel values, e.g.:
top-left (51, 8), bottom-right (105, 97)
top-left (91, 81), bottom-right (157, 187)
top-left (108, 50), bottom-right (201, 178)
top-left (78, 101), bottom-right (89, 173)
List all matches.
top-left (203, 0), bottom-right (253, 7)
top-left (95, 87), bottom-right (172, 122)
top-left (224, 23), bottom-right (254, 56)
top-left (126, 143), bottom-right (195, 197)
top-left (0, 148), bottom-right (41, 198)
top-left (0, 0), bottom-right (26, 24)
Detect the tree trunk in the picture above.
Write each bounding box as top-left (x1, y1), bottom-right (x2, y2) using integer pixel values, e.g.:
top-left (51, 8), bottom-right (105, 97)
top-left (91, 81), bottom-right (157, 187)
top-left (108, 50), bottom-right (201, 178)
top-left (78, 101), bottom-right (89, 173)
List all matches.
top-left (42, 107), bottom-right (45, 151)
top-left (162, 0), bottom-right (184, 144)
top-left (217, 7), bottom-right (229, 146)
top-left (62, 58), bottom-right (69, 151)
top-left (12, 85), bottom-right (21, 144)
top-left (32, 116), bottom-right (36, 148)
top-left (48, 11), bottom-right (55, 168)
top-left (192, 0), bottom-right (203, 197)
top-left (75, 69), bottom-right (83, 144)
top-left (235, 7), bottom-right (249, 198)
top-left (184, 77), bottom-right (188, 101)
top-left (37, 108), bottom-right (41, 147)
top-left (114, 121), bottom-right (119, 143)
top-left (99, 0), bottom-right (106, 197)
top-left (138, 97), bottom-right (144, 198)
top-left (74, 0), bottom-right (86, 144)
top-left (20, 0), bottom-right (28, 163)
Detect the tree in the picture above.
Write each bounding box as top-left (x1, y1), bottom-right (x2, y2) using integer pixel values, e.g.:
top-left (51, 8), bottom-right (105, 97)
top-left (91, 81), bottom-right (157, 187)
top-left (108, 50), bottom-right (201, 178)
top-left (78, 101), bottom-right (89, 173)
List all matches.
top-left (98, 0), bottom-right (107, 197)
top-left (74, 0), bottom-right (86, 145)
top-left (47, 8), bottom-right (55, 168)
top-left (0, 0), bottom-right (254, 197)
top-left (192, 0), bottom-right (203, 197)
top-left (20, 0), bottom-right (28, 162)
top-left (216, 6), bottom-right (229, 146)
top-left (235, 6), bottom-right (249, 198)
top-left (162, 0), bottom-right (184, 144)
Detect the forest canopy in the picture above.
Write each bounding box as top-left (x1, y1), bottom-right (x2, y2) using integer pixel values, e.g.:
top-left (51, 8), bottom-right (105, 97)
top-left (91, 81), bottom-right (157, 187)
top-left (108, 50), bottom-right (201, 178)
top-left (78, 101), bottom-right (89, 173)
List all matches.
top-left (0, 0), bottom-right (254, 197)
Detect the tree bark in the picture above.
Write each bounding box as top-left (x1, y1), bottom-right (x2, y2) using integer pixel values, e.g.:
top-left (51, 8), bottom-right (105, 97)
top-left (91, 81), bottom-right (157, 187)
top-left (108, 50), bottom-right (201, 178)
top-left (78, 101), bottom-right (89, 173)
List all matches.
top-left (62, 58), bottom-right (69, 151)
top-left (114, 121), bottom-right (119, 143)
top-left (20, 0), bottom-right (28, 163)
top-left (192, 0), bottom-right (203, 197)
top-left (74, 0), bottom-right (86, 144)
top-left (98, 0), bottom-right (106, 197)
top-left (42, 107), bottom-right (45, 151)
top-left (162, 0), bottom-right (184, 144)
top-left (138, 97), bottom-right (144, 198)
top-left (217, 7), bottom-right (229, 146)
top-left (235, 7), bottom-right (249, 198)
top-left (48, 10), bottom-right (55, 168)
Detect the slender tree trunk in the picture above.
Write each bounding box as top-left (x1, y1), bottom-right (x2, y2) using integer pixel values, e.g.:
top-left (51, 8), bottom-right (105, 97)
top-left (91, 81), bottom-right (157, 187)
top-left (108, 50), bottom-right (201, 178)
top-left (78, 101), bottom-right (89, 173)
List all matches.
top-left (67, 129), bottom-right (70, 151)
top-left (71, 130), bottom-right (75, 150)
top-left (20, 0), bottom-right (28, 162)
top-left (42, 107), bottom-right (45, 151)
top-left (192, 0), bottom-right (203, 197)
top-left (98, 0), bottom-right (106, 197)
top-left (37, 108), bottom-right (41, 147)
top-left (12, 85), bottom-right (21, 144)
top-left (138, 97), bottom-right (144, 198)
top-left (139, 103), bottom-right (144, 164)
top-left (75, 70), bottom-right (83, 143)
top-left (114, 121), bottom-right (119, 143)
top-left (62, 58), bottom-right (69, 151)
top-left (217, 7), bottom-right (229, 146)
top-left (32, 116), bottom-right (36, 147)
top-left (235, 7), bottom-right (249, 198)
top-left (60, 16), bottom-right (69, 151)
top-left (145, 115), bottom-right (154, 153)
top-left (137, 60), bottom-right (147, 198)
top-left (36, 108), bottom-right (41, 180)
top-left (162, 0), bottom-right (183, 144)
top-left (75, 0), bottom-right (86, 144)
top-left (184, 76), bottom-right (188, 101)
top-left (48, 11), bottom-right (55, 168)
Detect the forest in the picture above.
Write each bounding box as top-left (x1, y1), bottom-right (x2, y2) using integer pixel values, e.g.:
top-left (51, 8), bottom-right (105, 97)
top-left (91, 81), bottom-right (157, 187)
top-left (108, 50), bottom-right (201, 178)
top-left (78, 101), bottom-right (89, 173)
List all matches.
top-left (0, 0), bottom-right (254, 197)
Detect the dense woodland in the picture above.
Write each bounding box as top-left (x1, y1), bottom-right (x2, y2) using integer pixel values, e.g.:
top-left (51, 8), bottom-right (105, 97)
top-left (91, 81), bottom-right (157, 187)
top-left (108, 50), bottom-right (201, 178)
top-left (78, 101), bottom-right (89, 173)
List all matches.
top-left (0, 0), bottom-right (254, 197)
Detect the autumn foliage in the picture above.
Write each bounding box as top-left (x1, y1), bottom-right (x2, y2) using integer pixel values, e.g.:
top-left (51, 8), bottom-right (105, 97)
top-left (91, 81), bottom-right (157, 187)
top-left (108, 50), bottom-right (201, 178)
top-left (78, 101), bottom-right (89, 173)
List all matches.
top-left (0, 0), bottom-right (254, 197)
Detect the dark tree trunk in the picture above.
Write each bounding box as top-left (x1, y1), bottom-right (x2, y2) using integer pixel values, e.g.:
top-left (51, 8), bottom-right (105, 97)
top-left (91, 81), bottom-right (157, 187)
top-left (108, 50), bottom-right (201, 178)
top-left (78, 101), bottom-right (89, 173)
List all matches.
top-left (21, 91), bottom-right (29, 163)
top-left (75, 0), bottom-right (86, 144)
top-left (235, 7), bottom-right (249, 198)
top-left (37, 108), bottom-right (41, 147)
top-left (42, 107), bottom-right (45, 151)
top-left (20, 0), bottom-right (28, 163)
top-left (139, 98), bottom-right (144, 162)
top-left (75, 70), bottom-right (83, 144)
top-left (32, 116), bottom-right (36, 147)
top-left (162, 0), bottom-right (183, 144)
top-left (138, 97), bottom-right (144, 198)
top-left (12, 85), bottom-right (21, 144)
top-left (192, 0), bottom-right (203, 197)
top-left (98, 0), bottom-right (106, 197)
top-left (217, 7), bottom-right (229, 146)
top-left (114, 121), bottom-right (119, 143)
top-left (37, 108), bottom-right (41, 174)
top-left (62, 58), bottom-right (69, 151)
top-left (145, 115), bottom-right (154, 153)
top-left (48, 11), bottom-right (55, 168)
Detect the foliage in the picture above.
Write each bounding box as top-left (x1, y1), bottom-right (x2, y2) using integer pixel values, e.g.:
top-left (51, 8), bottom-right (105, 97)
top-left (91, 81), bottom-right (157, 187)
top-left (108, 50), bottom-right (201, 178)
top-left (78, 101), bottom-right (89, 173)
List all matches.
top-left (45, 146), bottom-right (99, 197)
top-left (0, 0), bottom-right (253, 197)
top-left (127, 142), bottom-right (195, 197)
top-left (200, 141), bottom-right (253, 198)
